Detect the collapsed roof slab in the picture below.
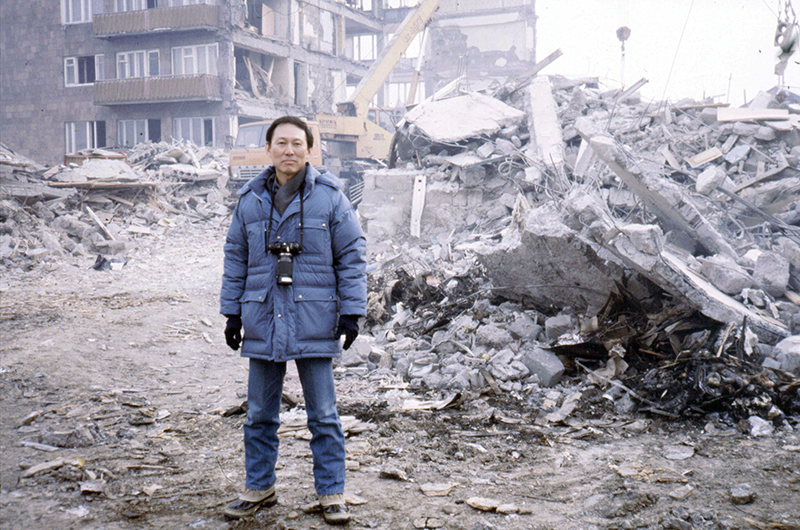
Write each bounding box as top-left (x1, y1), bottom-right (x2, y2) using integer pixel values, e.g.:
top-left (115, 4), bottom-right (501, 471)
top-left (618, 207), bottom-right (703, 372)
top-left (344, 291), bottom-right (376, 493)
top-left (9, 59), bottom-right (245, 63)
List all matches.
top-left (403, 92), bottom-right (526, 144)
top-left (563, 189), bottom-right (790, 344)
top-left (474, 203), bottom-right (623, 313)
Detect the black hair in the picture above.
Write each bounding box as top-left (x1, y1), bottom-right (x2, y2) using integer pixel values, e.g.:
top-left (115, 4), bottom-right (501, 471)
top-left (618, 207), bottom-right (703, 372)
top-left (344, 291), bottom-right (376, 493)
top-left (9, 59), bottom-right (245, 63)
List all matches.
top-left (265, 116), bottom-right (314, 149)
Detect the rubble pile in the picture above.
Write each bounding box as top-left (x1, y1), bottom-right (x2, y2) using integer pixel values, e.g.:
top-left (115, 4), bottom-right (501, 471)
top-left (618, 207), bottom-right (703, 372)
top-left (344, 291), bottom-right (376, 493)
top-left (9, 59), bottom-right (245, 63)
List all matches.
top-left (0, 140), bottom-right (229, 270)
top-left (359, 77), bottom-right (800, 425)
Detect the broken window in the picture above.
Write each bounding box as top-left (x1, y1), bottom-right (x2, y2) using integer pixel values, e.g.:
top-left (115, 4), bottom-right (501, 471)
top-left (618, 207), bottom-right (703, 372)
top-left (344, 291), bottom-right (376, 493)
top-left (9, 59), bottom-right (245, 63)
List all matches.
top-left (350, 0), bottom-right (372, 11)
top-left (117, 119), bottom-right (160, 147)
top-left (353, 34), bottom-right (376, 61)
top-left (294, 62), bottom-right (308, 106)
top-left (114, 0), bottom-right (155, 11)
top-left (117, 50), bottom-right (159, 79)
top-left (64, 55), bottom-right (105, 86)
top-left (173, 117), bottom-right (214, 146)
top-left (172, 44), bottom-right (218, 75)
top-left (61, 0), bottom-right (91, 24)
top-left (65, 121), bottom-right (106, 153)
top-left (386, 81), bottom-right (424, 106)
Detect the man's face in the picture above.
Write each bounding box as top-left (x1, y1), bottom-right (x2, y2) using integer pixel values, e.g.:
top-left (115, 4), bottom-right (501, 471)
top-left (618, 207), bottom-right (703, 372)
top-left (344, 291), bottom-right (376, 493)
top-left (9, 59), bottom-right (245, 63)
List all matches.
top-left (267, 123), bottom-right (309, 183)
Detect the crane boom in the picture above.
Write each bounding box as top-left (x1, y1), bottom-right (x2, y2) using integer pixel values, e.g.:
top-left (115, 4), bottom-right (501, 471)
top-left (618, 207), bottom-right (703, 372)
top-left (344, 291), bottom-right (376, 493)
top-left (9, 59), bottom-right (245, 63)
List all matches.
top-left (341, 0), bottom-right (441, 118)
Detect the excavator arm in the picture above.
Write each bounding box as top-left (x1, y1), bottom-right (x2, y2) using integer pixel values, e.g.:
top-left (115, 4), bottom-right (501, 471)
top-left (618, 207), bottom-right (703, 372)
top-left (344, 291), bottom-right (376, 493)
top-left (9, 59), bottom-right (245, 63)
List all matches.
top-left (340, 0), bottom-right (441, 119)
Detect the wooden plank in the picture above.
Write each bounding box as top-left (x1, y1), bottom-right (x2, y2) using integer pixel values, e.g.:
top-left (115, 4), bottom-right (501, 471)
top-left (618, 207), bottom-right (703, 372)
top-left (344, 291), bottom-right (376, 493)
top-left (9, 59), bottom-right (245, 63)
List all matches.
top-left (85, 205), bottom-right (115, 241)
top-left (410, 174), bottom-right (426, 238)
top-left (48, 181), bottom-right (161, 190)
top-left (105, 194), bottom-right (135, 207)
top-left (686, 147), bottom-right (723, 169)
top-left (716, 107), bottom-right (789, 122)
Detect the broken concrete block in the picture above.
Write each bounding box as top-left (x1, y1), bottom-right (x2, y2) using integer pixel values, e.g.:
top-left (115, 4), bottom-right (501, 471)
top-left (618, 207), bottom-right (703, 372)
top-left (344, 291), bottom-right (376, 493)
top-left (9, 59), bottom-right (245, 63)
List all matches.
top-left (695, 165), bottom-right (727, 195)
top-left (773, 335), bottom-right (800, 375)
top-left (494, 138), bottom-right (516, 156)
top-left (476, 141), bottom-right (494, 159)
top-left (545, 314), bottom-right (573, 340)
top-left (621, 224), bottom-right (663, 255)
top-left (697, 254), bottom-right (755, 295)
top-left (755, 126), bottom-right (777, 142)
top-left (508, 313), bottom-right (541, 341)
top-left (724, 144), bottom-right (751, 165)
top-left (753, 251), bottom-right (790, 298)
top-left (732, 122), bottom-right (760, 137)
top-left (403, 92), bottom-right (525, 143)
top-left (475, 204), bottom-right (622, 312)
top-left (520, 346), bottom-right (565, 387)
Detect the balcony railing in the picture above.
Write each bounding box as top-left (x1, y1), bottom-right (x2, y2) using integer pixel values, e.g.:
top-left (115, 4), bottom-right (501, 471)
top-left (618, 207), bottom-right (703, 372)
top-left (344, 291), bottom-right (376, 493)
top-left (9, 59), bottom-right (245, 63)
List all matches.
top-left (94, 75), bottom-right (222, 105)
top-left (93, 5), bottom-right (219, 37)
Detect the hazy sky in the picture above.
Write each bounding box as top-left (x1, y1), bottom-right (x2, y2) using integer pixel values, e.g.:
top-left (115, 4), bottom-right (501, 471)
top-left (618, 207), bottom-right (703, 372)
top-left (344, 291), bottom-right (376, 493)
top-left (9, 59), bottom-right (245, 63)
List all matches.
top-left (536, 0), bottom-right (800, 106)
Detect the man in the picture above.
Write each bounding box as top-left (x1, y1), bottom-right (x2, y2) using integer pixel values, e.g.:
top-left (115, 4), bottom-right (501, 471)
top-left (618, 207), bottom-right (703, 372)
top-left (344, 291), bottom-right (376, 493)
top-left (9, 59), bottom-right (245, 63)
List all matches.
top-left (220, 116), bottom-right (366, 525)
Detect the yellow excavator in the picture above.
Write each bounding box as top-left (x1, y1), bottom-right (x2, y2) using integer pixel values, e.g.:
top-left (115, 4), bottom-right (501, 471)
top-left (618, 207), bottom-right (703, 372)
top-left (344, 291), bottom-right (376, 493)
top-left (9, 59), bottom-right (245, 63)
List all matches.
top-left (315, 0), bottom-right (441, 160)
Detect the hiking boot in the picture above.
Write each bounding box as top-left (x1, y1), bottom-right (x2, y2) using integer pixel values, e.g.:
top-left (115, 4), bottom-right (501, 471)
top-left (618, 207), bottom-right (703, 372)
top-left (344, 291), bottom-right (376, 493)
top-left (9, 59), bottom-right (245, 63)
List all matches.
top-left (222, 486), bottom-right (277, 518)
top-left (319, 493), bottom-right (351, 525)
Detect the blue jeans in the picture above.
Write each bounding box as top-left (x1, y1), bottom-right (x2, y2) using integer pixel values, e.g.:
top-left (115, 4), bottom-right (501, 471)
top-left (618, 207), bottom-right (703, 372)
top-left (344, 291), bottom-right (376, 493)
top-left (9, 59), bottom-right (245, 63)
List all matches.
top-left (244, 357), bottom-right (345, 496)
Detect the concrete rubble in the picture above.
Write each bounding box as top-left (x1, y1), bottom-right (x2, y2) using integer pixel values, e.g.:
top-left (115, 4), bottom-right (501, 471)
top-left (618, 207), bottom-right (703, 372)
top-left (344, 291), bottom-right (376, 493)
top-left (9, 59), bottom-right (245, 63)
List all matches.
top-left (0, 140), bottom-right (229, 267)
top-left (358, 77), bottom-right (800, 426)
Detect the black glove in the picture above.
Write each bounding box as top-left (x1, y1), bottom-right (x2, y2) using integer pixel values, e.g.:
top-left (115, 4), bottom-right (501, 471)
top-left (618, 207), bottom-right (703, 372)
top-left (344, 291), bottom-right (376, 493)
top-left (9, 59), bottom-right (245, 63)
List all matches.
top-left (224, 315), bottom-right (242, 350)
top-left (336, 315), bottom-right (359, 350)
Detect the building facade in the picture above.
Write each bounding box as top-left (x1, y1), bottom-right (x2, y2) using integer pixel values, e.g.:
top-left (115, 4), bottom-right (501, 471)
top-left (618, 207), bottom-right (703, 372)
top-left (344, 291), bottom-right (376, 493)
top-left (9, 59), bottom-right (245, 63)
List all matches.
top-left (0, 0), bottom-right (535, 165)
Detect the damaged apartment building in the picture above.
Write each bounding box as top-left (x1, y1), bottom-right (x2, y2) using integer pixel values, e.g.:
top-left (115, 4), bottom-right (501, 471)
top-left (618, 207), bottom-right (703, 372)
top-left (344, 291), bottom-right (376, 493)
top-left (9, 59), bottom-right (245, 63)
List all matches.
top-left (0, 0), bottom-right (535, 167)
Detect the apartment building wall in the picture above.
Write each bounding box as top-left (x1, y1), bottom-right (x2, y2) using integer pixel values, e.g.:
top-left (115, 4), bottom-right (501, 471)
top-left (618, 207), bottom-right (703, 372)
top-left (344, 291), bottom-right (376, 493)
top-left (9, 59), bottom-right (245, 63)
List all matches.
top-left (0, 0), bottom-right (375, 166)
top-left (1, 1), bottom-right (111, 165)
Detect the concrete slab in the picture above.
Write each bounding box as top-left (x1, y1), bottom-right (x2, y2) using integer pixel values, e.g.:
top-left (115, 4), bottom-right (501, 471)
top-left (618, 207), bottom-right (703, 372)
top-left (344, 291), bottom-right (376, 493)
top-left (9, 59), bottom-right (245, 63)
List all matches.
top-left (403, 92), bottom-right (525, 143)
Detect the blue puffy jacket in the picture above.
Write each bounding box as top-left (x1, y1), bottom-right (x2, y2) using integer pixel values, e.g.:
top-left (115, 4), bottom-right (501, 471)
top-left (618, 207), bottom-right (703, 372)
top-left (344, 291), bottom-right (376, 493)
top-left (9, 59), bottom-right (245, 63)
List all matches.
top-left (220, 164), bottom-right (367, 362)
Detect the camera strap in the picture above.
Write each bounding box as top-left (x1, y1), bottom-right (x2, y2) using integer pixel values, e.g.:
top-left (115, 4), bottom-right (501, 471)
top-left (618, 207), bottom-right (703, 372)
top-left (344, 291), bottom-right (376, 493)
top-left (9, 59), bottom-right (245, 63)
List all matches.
top-left (266, 180), bottom-right (304, 252)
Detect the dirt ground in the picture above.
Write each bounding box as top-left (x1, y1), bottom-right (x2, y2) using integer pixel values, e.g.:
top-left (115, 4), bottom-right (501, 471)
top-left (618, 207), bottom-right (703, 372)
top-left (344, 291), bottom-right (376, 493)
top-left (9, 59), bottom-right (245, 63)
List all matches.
top-left (1, 218), bottom-right (799, 530)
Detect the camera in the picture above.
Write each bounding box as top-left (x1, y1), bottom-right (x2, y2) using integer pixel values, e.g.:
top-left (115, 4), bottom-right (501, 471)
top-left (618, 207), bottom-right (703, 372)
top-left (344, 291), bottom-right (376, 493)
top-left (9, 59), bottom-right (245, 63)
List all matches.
top-left (269, 241), bottom-right (301, 285)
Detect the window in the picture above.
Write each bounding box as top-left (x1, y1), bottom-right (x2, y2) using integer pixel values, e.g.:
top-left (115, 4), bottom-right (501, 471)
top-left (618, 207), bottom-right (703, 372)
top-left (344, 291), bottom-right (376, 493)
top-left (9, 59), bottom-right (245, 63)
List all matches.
top-left (353, 34), bottom-right (376, 61)
top-left (115, 0), bottom-right (156, 12)
top-left (117, 50), bottom-right (159, 79)
top-left (172, 44), bottom-right (218, 75)
top-left (65, 121), bottom-right (106, 153)
top-left (65, 55), bottom-right (105, 86)
top-left (62, 0), bottom-right (91, 24)
top-left (117, 119), bottom-right (160, 147)
top-left (234, 124), bottom-right (268, 148)
top-left (173, 117), bottom-right (214, 146)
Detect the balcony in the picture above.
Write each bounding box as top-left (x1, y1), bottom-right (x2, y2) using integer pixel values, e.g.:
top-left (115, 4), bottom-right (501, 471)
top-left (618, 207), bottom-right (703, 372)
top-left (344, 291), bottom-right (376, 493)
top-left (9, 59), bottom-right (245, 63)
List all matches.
top-left (94, 75), bottom-right (222, 105)
top-left (93, 5), bottom-right (219, 37)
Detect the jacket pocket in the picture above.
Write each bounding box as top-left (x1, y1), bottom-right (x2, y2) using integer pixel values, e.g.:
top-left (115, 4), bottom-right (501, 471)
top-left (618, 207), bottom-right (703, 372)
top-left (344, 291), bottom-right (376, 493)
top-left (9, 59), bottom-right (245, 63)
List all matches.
top-left (298, 217), bottom-right (331, 257)
top-left (240, 288), bottom-right (272, 343)
top-left (294, 287), bottom-right (337, 341)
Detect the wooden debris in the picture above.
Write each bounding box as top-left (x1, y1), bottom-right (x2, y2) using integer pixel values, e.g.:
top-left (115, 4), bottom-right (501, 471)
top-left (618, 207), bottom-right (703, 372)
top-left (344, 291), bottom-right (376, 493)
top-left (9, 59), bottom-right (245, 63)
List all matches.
top-left (85, 205), bottom-right (115, 241)
top-left (686, 147), bottom-right (723, 169)
top-left (716, 107), bottom-right (789, 122)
